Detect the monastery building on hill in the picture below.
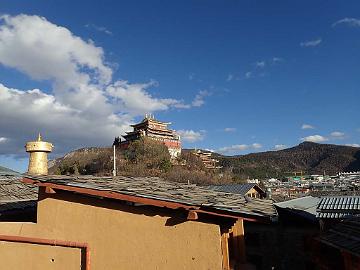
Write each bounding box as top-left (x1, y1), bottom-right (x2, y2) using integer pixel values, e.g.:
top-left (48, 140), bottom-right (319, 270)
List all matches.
top-left (117, 114), bottom-right (181, 158)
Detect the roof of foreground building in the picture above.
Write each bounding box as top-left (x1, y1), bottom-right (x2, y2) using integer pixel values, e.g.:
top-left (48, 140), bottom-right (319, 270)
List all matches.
top-left (319, 216), bottom-right (360, 256)
top-left (316, 196), bottom-right (360, 219)
top-left (23, 174), bottom-right (277, 222)
top-left (0, 171), bottom-right (38, 214)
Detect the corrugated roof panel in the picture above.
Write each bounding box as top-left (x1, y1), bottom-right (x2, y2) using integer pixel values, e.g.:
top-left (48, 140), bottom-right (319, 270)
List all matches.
top-left (316, 196), bottom-right (360, 219)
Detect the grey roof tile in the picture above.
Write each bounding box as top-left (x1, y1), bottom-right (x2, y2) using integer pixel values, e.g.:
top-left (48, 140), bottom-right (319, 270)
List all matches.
top-left (24, 174), bottom-right (277, 220)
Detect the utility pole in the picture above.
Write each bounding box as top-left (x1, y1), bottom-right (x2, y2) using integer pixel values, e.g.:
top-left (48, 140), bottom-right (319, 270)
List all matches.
top-left (112, 137), bottom-right (121, 177)
top-left (113, 144), bottom-right (116, 176)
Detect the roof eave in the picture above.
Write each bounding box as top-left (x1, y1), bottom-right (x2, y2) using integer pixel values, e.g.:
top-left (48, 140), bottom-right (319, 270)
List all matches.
top-left (22, 177), bottom-right (273, 223)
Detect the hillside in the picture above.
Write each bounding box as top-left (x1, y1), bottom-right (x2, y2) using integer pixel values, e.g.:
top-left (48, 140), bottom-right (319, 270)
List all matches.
top-left (49, 138), bottom-right (230, 185)
top-left (48, 147), bottom-right (113, 175)
top-left (216, 142), bottom-right (360, 179)
top-left (49, 142), bottom-right (360, 180)
top-left (0, 165), bottom-right (19, 175)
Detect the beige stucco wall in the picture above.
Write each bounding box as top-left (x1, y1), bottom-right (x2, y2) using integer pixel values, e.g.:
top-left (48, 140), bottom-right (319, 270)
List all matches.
top-left (0, 241), bottom-right (81, 270)
top-left (0, 189), bottom-right (223, 270)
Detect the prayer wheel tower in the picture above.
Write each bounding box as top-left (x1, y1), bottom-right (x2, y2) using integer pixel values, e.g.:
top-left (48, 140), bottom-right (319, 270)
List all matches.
top-left (25, 134), bottom-right (53, 175)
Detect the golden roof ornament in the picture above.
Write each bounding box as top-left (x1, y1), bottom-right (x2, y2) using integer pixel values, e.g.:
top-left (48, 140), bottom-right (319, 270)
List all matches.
top-left (25, 133), bottom-right (53, 175)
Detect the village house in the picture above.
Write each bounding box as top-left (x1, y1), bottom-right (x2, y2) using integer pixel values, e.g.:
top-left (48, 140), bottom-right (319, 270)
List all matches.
top-left (0, 135), bottom-right (277, 270)
top-left (208, 183), bottom-right (266, 199)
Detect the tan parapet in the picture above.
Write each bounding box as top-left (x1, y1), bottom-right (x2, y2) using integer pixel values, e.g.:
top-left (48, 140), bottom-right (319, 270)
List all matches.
top-left (25, 134), bottom-right (53, 175)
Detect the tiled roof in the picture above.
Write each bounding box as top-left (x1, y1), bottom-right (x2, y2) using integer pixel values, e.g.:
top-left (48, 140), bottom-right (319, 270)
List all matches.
top-left (207, 183), bottom-right (261, 196)
top-left (0, 173), bottom-right (38, 214)
top-left (319, 216), bottom-right (360, 256)
top-left (316, 196), bottom-right (360, 219)
top-left (24, 175), bottom-right (277, 220)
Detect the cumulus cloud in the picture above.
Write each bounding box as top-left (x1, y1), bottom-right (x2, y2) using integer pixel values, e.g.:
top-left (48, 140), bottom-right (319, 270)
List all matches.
top-left (224, 128), bottom-right (236, 132)
top-left (0, 137), bottom-right (8, 143)
top-left (274, 144), bottom-right (287, 150)
top-left (0, 83), bottom-right (131, 155)
top-left (177, 130), bottom-right (204, 143)
top-left (300, 38), bottom-right (322, 47)
top-left (330, 131), bottom-right (345, 139)
top-left (332, 18), bottom-right (360, 28)
top-left (301, 135), bottom-right (328, 143)
top-left (217, 143), bottom-right (262, 154)
top-left (106, 80), bottom-right (190, 114)
top-left (0, 14), bottom-right (207, 156)
top-left (345, 143), bottom-right (360, 147)
top-left (301, 124), bottom-right (315, 130)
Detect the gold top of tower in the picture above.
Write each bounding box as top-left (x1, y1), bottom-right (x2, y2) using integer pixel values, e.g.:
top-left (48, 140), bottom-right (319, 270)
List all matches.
top-left (25, 133), bottom-right (53, 153)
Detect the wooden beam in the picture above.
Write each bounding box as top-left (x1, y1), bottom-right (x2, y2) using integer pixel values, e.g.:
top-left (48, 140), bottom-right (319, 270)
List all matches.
top-left (45, 186), bottom-right (56, 194)
top-left (231, 218), bottom-right (246, 264)
top-left (221, 232), bottom-right (230, 270)
top-left (187, 210), bottom-right (198, 220)
top-left (193, 209), bottom-right (261, 223)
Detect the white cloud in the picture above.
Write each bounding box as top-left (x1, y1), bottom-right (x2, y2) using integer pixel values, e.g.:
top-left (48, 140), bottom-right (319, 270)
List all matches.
top-left (0, 14), bottom-right (112, 89)
top-left (0, 14), bottom-right (206, 156)
top-left (345, 143), bottom-right (360, 147)
top-left (301, 124), bottom-right (315, 130)
top-left (272, 57), bottom-right (283, 63)
top-left (85, 24), bottom-right (112, 35)
top-left (332, 18), bottom-right (360, 28)
top-left (217, 143), bottom-right (262, 154)
top-left (0, 137), bottom-right (8, 143)
top-left (226, 74), bottom-right (233, 82)
top-left (191, 90), bottom-right (210, 107)
top-left (300, 38), bottom-right (322, 47)
top-left (301, 135), bottom-right (328, 143)
top-left (252, 143), bottom-right (262, 149)
top-left (177, 130), bottom-right (204, 143)
top-left (0, 83), bottom-right (132, 155)
top-left (106, 80), bottom-right (190, 114)
top-left (224, 128), bottom-right (236, 132)
top-left (330, 131), bottom-right (345, 139)
top-left (245, 72), bottom-right (252, 79)
top-left (255, 61), bottom-right (265, 68)
top-left (274, 144), bottom-right (287, 150)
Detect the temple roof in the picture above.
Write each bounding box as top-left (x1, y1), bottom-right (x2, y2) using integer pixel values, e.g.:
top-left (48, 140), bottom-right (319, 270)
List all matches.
top-left (131, 117), bottom-right (171, 128)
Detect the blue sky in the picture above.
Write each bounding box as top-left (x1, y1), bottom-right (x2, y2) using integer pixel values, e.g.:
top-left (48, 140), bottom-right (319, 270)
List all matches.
top-left (0, 1), bottom-right (360, 172)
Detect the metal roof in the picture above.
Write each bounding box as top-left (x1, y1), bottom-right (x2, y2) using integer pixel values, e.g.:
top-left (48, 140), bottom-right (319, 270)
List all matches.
top-left (207, 183), bottom-right (262, 196)
top-left (24, 175), bottom-right (277, 220)
top-left (276, 196), bottom-right (320, 217)
top-left (318, 216), bottom-right (360, 256)
top-left (316, 196), bottom-right (360, 219)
